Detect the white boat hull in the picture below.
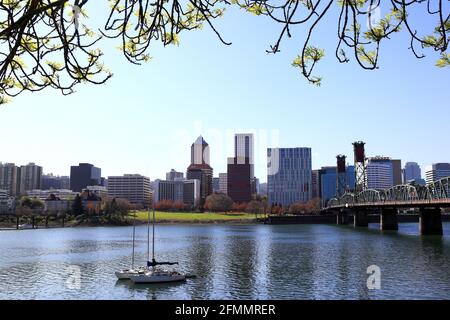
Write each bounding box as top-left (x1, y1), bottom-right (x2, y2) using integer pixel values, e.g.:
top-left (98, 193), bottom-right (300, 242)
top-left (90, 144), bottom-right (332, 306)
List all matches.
top-left (130, 274), bottom-right (186, 284)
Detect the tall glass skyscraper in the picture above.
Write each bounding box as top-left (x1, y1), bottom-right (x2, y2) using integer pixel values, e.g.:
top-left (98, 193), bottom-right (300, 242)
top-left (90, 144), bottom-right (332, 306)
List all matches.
top-left (319, 165), bottom-right (355, 207)
top-left (267, 148), bottom-right (312, 208)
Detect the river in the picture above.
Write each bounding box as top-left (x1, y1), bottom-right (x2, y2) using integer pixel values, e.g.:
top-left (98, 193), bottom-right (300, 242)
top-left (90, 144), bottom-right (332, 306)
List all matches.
top-left (0, 223), bottom-right (449, 300)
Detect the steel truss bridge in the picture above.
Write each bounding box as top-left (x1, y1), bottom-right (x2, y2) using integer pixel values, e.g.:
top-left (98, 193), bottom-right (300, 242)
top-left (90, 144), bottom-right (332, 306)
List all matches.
top-left (323, 177), bottom-right (450, 235)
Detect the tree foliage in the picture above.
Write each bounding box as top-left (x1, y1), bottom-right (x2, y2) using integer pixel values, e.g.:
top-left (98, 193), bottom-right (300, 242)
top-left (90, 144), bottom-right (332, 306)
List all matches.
top-left (1, 0), bottom-right (448, 103)
top-left (204, 193), bottom-right (233, 212)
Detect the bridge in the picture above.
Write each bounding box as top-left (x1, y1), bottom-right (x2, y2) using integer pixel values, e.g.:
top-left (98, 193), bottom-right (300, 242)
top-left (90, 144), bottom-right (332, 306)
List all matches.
top-left (323, 177), bottom-right (450, 235)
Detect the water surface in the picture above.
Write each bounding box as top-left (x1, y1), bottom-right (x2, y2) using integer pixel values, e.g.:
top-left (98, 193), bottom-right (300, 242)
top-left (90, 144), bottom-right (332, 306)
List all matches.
top-left (0, 223), bottom-right (449, 300)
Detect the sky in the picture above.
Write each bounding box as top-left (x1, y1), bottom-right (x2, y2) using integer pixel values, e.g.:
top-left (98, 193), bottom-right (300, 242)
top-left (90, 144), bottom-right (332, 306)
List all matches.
top-left (0, 2), bottom-right (449, 183)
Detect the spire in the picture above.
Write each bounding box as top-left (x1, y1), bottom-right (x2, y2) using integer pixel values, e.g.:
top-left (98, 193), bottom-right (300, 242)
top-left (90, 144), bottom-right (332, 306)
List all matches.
top-left (194, 136), bottom-right (208, 146)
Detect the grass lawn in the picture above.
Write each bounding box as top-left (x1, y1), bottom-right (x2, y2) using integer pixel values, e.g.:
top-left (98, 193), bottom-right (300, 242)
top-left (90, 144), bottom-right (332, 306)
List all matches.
top-left (133, 211), bottom-right (259, 223)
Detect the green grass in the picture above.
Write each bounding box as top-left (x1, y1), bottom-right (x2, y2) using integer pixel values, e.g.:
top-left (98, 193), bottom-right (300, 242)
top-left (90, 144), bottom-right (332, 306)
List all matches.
top-left (133, 211), bottom-right (258, 223)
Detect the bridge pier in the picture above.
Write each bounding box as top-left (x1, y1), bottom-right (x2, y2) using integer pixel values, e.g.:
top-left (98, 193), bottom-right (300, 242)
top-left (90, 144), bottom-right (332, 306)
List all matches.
top-left (380, 208), bottom-right (398, 231)
top-left (419, 208), bottom-right (443, 236)
top-left (337, 210), bottom-right (350, 225)
top-left (353, 210), bottom-right (368, 227)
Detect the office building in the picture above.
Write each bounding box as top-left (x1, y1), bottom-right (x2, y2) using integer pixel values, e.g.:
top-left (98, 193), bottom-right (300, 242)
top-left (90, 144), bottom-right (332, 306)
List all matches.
top-left (319, 165), bottom-right (355, 207)
top-left (70, 163), bottom-right (101, 192)
top-left (83, 185), bottom-right (108, 200)
top-left (19, 163), bottom-right (43, 194)
top-left (227, 134), bottom-right (256, 203)
top-left (153, 179), bottom-right (200, 208)
top-left (218, 173), bottom-right (227, 194)
top-left (365, 157), bottom-right (394, 190)
top-left (212, 177), bottom-right (220, 193)
top-left (0, 163), bottom-right (19, 196)
top-left (0, 189), bottom-right (15, 213)
top-left (166, 169), bottom-right (184, 181)
top-left (267, 148), bottom-right (312, 208)
top-left (391, 159), bottom-right (402, 186)
top-left (403, 162), bottom-right (422, 183)
top-left (258, 182), bottom-right (267, 196)
top-left (26, 189), bottom-right (77, 200)
top-left (41, 174), bottom-right (70, 190)
top-left (235, 133), bottom-right (255, 178)
top-left (312, 169), bottom-right (321, 199)
top-left (186, 136), bottom-right (213, 207)
top-left (107, 174), bottom-right (151, 207)
top-left (425, 163), bottom-right (450, 184)
top-left (227, 157), bottom-right (252, 203)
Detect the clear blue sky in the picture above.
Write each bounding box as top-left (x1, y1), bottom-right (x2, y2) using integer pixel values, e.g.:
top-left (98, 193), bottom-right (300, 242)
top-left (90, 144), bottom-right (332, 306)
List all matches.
top-left (0, 3), bottom-right (449, 183)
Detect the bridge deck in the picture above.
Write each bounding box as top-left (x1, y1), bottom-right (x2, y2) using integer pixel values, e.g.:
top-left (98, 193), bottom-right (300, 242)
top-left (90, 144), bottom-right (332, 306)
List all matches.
top-left (325, 199), bottom-right (450, 210)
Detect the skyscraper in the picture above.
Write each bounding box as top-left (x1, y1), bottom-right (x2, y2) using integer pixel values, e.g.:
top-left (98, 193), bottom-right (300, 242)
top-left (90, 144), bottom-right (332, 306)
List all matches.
top-left (267, 148), bottom-right (312, 208)
top-left (365, 157), bottom-right (394, 190)
top-left (227, 134), bottom-right (255, 203)
top-left (391, 159), bottom-right (402, 186)
top-left (319, 165), bottom-right (355, 207)
top-left (235, 133), bottom-right (254, 178)
top-left (403, 162), bottom-right (422, 182)
top-left (70, 163), bottom-right (101, 192)
top-left (425, 163), bottom-right (450, 184)
top-left (227, 157), bottom-right (252, 203)
top-left (0, 163), bottom-right (19, 196)
top-left (186, 136), bottom-right (213, 208)
top-left (166, 169), bottom-right (184, 181)
top-left (19, 162), bottom-right (43, 194)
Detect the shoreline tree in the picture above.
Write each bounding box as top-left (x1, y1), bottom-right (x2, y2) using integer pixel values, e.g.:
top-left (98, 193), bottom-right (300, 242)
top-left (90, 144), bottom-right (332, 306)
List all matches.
top-left (1, 0), bottom-right (448, 103)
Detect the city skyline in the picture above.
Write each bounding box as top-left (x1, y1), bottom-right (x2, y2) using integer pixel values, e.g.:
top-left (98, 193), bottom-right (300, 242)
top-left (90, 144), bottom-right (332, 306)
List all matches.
top-left (0, 140), bottom-right (443, 184)
top-left (0, 4), bottom-right (449, 183)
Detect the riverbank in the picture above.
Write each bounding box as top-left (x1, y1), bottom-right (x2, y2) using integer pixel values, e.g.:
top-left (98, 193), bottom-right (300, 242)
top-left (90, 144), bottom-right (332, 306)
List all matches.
top-left (0, 211), bottom-right (261, 230)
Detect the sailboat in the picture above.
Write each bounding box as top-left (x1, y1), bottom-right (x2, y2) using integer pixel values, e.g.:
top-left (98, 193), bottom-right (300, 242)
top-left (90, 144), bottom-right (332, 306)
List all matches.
top-left (115, 212), bottom-right (147, 280)
top-left (129, 205), bottom-right (186, 284)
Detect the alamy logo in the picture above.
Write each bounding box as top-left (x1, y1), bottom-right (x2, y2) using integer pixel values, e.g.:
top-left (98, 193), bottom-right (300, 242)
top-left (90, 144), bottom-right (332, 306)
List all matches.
top-left (65, 265), bottom-right (81, 290)
top-left (366, 265), bottom-right (381, 290)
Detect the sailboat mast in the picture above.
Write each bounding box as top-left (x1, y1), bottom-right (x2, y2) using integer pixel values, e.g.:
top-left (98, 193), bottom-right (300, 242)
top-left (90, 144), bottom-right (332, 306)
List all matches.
top-left (152, 204), bottom-right (155, 262)
top-left (131, 212), bottom-right (136, 270)
top-left (147, 204), bottom-right (150, 263)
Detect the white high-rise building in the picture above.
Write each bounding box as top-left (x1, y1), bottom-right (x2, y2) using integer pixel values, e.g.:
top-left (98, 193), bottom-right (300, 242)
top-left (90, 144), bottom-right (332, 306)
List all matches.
top-left (107, 174), bottom-right (151, 207)
top-left (191, 136), bottom-right (210, 165)
top-left (365, 157), bottom-right (394, 190)
top-left (235, 133), bottom-right (255, 177)
top-left (235, 133), bottom-right (254, 163)
top-left (425, 163), bottom-right (450, 184)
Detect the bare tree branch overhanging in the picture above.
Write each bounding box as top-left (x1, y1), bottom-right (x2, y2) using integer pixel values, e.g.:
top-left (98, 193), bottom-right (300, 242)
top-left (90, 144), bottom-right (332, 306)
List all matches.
top-left (0, 0), bottom-right (448, 103)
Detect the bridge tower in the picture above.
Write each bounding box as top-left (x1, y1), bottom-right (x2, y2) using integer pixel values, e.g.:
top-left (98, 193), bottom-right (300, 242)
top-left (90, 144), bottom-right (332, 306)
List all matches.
top-left (336, 155), bottom-right (347, 198)
top-left (353, 141), bottom-right (367, 193)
